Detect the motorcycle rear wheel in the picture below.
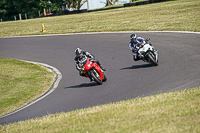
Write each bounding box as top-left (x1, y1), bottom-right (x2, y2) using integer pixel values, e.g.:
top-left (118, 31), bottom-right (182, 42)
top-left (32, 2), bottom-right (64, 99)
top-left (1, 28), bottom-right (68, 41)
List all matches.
top-left (102, 75), bottom-right (107, 82)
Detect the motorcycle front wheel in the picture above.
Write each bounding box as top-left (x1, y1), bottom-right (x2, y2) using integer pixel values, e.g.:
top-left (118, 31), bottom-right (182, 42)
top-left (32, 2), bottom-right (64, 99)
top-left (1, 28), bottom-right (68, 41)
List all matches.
top-left (90, 69), bottom-right (102, 85)
top-left (147, 52), bottom-right (158, 66)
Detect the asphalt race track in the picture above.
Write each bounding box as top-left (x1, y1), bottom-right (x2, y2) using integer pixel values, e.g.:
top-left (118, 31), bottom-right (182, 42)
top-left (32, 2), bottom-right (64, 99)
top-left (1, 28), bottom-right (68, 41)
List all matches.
top-left (0, 32), bottom-right (200, 125)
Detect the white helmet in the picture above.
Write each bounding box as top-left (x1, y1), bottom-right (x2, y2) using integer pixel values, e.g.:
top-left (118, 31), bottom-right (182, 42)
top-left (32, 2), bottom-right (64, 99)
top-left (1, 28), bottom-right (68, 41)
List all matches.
top-left (75, 48), bottom-right (83, 58)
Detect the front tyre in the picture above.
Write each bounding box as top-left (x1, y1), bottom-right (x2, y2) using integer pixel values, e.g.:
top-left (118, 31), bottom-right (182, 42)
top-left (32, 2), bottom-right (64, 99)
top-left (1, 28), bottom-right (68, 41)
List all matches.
top-left (147, 52), bottom-right (158, 66)
top-left (90, 69), bottom-right (102, 85)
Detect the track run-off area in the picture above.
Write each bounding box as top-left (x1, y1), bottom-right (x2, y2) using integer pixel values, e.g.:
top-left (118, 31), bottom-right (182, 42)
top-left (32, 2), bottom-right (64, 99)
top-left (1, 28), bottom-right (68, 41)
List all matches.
top-left (0, 31), bottom-right (200, 125)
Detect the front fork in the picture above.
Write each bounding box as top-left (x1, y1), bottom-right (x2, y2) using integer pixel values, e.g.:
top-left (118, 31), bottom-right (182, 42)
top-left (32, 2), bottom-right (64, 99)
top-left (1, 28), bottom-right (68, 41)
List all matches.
top-left (152, 49), bottom-right (158, 61)
top-left (87, 68), bottom-right (101, 81)
top-left (86, 70), bottom-right (93, 81)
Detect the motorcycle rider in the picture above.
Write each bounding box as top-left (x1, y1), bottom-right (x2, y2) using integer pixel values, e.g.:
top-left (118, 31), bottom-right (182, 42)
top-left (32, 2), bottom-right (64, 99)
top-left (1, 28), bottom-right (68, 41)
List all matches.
top-left (129, 34), bottom-right (150, 61)
top-left (74, 48), bottom-right (106, 77)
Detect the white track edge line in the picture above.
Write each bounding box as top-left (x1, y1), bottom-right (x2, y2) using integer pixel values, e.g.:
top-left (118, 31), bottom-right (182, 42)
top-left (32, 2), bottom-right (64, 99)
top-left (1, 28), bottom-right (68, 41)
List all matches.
top-left (1, 31), bottom-right (200, 38)
top-left (0, 31), bottom-right (199, 118)
top-left (0, 61), bottom-right (62, 119)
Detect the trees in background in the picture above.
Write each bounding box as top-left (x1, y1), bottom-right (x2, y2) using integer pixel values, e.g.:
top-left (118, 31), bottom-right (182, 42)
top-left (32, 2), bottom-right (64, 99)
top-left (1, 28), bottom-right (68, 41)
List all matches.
top-left (0, 0), bottom-right (64, 21)
top-left (106, 0), bottom-right (120, 6)
top-left (63, 0), bottom-right (88, 10)
top-left (1, 0), bottom-right (41, 21)
top-left (0, 0), bottom-right (90, 21)
top-left (0, 0), bottom-right (122, 21)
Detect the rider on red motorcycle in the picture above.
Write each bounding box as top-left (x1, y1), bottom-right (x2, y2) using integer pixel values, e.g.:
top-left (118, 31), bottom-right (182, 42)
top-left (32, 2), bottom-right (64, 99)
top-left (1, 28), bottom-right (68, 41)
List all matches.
top-left (74, 48), bottom-right (106, 77)
top-left (129, 34), bottom-right (150, 61)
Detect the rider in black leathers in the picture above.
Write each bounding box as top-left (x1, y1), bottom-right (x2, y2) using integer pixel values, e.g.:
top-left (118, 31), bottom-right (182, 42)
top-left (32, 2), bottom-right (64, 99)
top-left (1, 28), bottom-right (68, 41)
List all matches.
top-left (74, 48), bottom-right (106, 77)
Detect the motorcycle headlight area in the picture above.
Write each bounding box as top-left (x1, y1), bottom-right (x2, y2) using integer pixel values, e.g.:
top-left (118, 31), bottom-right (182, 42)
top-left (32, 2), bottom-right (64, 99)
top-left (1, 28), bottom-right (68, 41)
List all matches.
top-left (88, 62), bottom-right (92, 67)
top-left (139, 49), bottom-right (145, 54)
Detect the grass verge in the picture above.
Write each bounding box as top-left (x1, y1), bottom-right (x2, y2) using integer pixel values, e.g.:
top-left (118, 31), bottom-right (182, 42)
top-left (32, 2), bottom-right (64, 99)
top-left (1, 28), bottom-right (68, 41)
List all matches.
top-left (0, 87), bottom-right (199, 132)
top-left (0, 0), bottom-right (199, 37)
top-left (0, 58), bottom-right (56, 116)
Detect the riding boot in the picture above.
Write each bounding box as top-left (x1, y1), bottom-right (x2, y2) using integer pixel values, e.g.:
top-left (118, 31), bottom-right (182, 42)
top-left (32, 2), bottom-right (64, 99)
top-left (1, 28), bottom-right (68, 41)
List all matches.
top-left (99, 64), bottom-right (106, 71)
top-left (79, 71), bottom-right (87, 77)
top-left (97, 61), bottom-right (106, 71)
top-left (133, 53), bottom-right (139, 61)
top-left (93, 59), bottom-right (106, 71)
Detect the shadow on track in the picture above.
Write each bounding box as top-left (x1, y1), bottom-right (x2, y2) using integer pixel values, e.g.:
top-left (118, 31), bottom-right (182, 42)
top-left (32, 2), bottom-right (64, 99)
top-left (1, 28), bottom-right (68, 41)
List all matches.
top-left (120, 64), bottom-right (154, 70)
top-left (65, 82), bottom-right (98, 89)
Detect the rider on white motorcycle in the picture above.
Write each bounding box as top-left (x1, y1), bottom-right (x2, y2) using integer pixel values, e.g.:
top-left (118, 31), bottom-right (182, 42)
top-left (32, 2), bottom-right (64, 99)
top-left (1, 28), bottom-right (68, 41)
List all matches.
top-left (129, 34), bottom-right (150, 61)
top-left (74, 48), bottom-right (106, 77)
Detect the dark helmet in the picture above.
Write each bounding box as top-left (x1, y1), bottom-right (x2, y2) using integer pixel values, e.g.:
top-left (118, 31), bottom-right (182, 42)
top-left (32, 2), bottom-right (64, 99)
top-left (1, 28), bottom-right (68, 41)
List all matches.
top-left (75, 48), bottom-right (83, 58)
top-left (130, 34), bottom-right (137, 40)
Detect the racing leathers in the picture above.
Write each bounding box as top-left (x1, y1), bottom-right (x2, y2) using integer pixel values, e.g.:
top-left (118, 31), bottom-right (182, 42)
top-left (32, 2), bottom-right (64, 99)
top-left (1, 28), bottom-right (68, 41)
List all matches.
top-left (74, 51), bottom-right (105, 77)
top-left (129, 37), bottom-right (148, 61)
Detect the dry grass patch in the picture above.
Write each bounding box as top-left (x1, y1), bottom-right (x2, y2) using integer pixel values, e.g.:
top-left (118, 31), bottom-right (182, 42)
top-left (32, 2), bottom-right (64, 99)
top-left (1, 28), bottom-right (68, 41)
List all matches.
top-left (1, 88), bottom-right (199, 132)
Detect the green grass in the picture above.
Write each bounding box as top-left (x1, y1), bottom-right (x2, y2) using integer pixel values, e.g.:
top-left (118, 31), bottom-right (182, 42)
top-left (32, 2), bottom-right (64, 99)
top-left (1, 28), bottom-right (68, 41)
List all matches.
top-left (0, 88), bottom-right (199, 132)
top-left (0, 0), bottom-right (199, 37)
top-left (0, 58), bottom-right (55, 116)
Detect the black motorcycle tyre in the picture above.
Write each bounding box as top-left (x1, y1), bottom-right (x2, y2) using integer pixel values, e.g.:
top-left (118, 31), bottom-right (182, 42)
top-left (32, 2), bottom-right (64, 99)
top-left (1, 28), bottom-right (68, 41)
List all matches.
top-left (102, 75), bottom-right (107, 82)
top-left (147, 52), bottom-right (158, 66)
top-left (90, 69), bottom-right (102, 85)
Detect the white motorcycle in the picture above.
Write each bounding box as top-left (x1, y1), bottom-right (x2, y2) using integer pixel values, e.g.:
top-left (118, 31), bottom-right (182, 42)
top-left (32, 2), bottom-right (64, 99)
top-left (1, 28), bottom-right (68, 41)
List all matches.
top-left (137, 40), bottom-right (158, 66)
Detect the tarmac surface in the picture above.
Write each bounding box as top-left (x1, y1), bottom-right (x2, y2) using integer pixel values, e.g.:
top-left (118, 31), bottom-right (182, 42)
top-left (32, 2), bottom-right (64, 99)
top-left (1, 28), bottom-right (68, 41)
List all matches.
top-left (0, 31), bottom-right (200, 125)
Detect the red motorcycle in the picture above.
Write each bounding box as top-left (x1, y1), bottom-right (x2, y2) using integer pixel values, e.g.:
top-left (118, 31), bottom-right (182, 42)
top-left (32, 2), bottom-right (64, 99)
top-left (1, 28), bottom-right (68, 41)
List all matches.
top-left (79, 57), bottom-right (107, 85)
